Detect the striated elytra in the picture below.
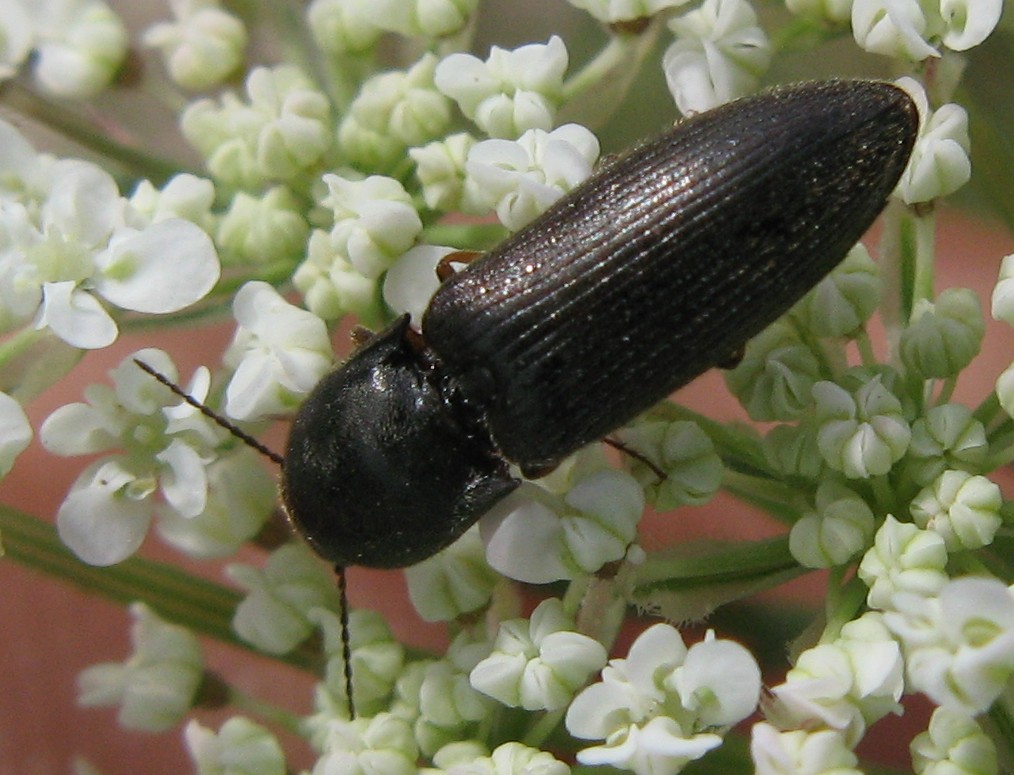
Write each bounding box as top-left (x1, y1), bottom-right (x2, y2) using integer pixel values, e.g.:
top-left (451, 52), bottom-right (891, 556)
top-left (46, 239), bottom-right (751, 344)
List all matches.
top-left (282, 80), bottom-right (919, 569)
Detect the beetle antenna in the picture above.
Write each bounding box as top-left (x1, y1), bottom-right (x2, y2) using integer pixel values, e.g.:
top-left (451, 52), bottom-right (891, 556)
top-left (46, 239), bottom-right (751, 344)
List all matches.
top-left (335, 565), bottom-right (356, 719)
top-left (135, 358), bottom-right (359, 719)
top-left (603, 436), bottom-right (667, 483)
top-left (133, 359), bottom-right (284, 467)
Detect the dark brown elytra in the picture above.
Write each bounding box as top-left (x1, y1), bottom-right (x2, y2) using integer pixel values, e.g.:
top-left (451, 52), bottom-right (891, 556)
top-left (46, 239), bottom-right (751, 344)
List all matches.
top-left (138, 80), bottom-right (919, 720)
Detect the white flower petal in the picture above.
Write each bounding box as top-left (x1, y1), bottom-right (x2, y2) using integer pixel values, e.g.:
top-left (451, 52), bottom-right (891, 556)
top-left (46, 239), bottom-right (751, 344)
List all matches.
top-left (0, 391), bottom-right (32, 477)
top-left (37, 281), bottom-right (118, 349)
top-left (94, 219), bottom-right (220, 313)
top-left (156, 439), bottom-right (208, 518)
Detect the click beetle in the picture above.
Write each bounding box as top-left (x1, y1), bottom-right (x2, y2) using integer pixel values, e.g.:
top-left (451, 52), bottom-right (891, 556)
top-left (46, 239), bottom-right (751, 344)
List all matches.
top-left (281, 79), bottom-right (919, 570)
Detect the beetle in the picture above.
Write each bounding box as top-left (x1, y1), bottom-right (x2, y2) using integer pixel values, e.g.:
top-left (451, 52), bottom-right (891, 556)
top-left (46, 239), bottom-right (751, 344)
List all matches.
top-left (280, 79), bottom-right (919, 570)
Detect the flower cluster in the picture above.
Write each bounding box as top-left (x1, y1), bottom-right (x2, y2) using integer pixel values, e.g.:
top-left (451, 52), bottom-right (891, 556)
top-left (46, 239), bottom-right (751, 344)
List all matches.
top-left (1, 0), bottom-right (1012, 774)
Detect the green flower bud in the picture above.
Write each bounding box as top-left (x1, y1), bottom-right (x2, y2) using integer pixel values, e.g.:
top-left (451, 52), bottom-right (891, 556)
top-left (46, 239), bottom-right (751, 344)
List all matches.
top-left (618, 420), bottom-right (722, 509)
top-left (725, 321), bottom-right (822, 421)
top-left (763, 419), bottom-right (827, 480)
top-left (900, 288), bottom-right (983, 380)
top-left (991, 254), bottom-right (1014, 325)
top-left (905, 404), bottom-right (988, 486)
top-left (790, 480), bottom-right (875, 568)
top-left (814, 376), bottom-right (911, 479)
top-left (911, 706), bottom-right (997, 775)
top-left (792, 244), bottom-right (881, 338)
top-left (217, 187), bottom-right (309, 265)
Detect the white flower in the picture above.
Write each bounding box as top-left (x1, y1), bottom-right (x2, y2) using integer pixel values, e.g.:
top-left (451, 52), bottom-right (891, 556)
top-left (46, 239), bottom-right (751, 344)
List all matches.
top-left (852, 0), bottom-right (940, 60)
top-left (185, 717), bottom-right (286, 775)
top-left (223, 281), bottom-right (332, 421)
top-left (405, 526), bottom-right (500, 622)
top-left (751, 724), bottom-right (861, 775)
top-left (311, 713), bottom-right (419, 775)
top-left (0, 1), bottom-right (33, 80)
top-left (228, 543), bottom-right (341, 655)
top-left (144, 0), bottom-right (246, 91)
top-left (447, 742), bottom-right (569, 775)
top-left (292, 229), bottom-right (383, 325)
top-left (420, 633), bottom-right (495, 728)
top-left (910, 470), bottom-right (1002, 551)
top-left (435, 36), bottom-right (569, 138)
top-left (567, 0), bottom-right (693, 23)
top-left (813, 375), bottom-right (911, 479)
top-left (0, 391), bottom-right (32, 478)
top-left (41, 348), bottom-right (223, 565)
top-left (156, 448), bottom-right (276, 559)
top-left (322, 174), bottom-right (423, 280)
top-left (937, 0), bottom-right (1002, 50)
top-left (910, 706), bottom-right (997, 775)
top-left (0, 145), bottom-right (220, 349)
top-left (997, 363), bottom-right (1014, 420)
top-left (182, 65), bottom-right (332, 188)
top-left (410, 132), bottom-right (478, 212)
top-left (470, 598), bottom-right (608, 711)
top-left (128, 173), bottom-right (217, 233)
top-left (465, 123), bottom-right (600, 231)
top-left (991, 254), bottom-right (1014, 325)
top-left (567, 624), bottom-right (759, 775)
top-left (78, 602), bottom-right (203, 732)
top-left (662, 0), bottom-right (771, 115)
top-left (383, 244), bottom-right (458, 327)
top-left (859, 515), bottom-right (948, 610)
top-left (481, 468), bottom-right (643, 584)
top-left (216, 187), bottom-right (309, 266)
top-left (895, 78), bottom-right (971, 204)
top-left (885, 577), bottom-right (1014, 713)
top-left (23, 0), bottom-right (128, 98)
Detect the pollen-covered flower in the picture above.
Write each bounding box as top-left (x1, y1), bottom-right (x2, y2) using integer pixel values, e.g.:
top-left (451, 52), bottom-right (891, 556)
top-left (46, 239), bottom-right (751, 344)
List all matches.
top-left (464, 123), bottom-right (599, 230)
top-left (480, 467), bottom-right (644, 584)
top-left (222, 281), bottom-right (333, 421)
top-left (662, 0), bottom-right (771, 114)
top-left (143, 0), bottom-right (247, 90)
top-left (435, 36), bottom-right (569, 138)
top-left (78, 602), bottom-right (203, 732)
top-left (470, 598), bottom-right (607, 711)
top-left (567, 624), bottom-right (760, 775)
top-left (41, 348), bottom-right (224, 565)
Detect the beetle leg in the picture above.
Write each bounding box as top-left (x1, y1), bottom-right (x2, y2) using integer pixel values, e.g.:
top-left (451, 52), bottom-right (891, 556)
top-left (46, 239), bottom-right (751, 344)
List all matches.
top-left (604, 436), bottom-right (667, 483)
top-left (436, 250), bottom-right (482, 282)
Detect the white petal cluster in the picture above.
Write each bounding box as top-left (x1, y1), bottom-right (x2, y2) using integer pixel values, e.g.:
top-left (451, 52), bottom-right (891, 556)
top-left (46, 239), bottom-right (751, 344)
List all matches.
top-left (78, 602), bottom-right (203, 732)
top-left (905, 404), bottom-right (988, 487)
top-left (0, 122), bottom-right (220, 349)
top-left (0, 391), bottom-right (32, 478)
top-left (910, 706), bottom-right (998, 775)
top-left (292, 229), bottom-right (384, 324)
top-left (751, 724), bottom-right (861, 775)
top-left (895, 78), bottom-right (972, 204)
top-left (567, 0), bottom-right (693, 23)
top-left (435, 36), bottom-right (569, 138)
top-left (884, 577), bottom-right (1014, 714)
top-left (470, 598), bottom-right (608, 711)
top-left (481, 468), bottom-right (644, 584)
top-left (789, 480), bottom-right (875, 568)
top-left (662, 0), bottom-right (771, 115)
top-left (182, 65), bottom-right (332, 188)
top-left (858, 515), bottom-right (948, 610)
top-left (567, 624), bottom-right (761, 775)
top-left (464, 124), bottom-right (600, 231)
top-left (41, 348), bottom-right (224, 565)
top-left (410, 133), bottom-right (478, 212)
top-left (767, 613), bottom-right (904, 747)
top-left (2, 0), bottom-right (127, 97)
top-left (185, 716), bottom-right (286, 775)
top-left (813, 374), bottom-right (911, 479)
top-left (910, 470), bottom-right (1002, 551)
top-left (228, 543), bottom-right (342, 655)
top-left (223, 281), bottom-right (332, 421)
top-left (406, 526), bottom-right (501, 622)
top-left (217, 187), bottom-right (309, 266)
top-left (312, 713), bottom-right (419, 775)
top-left (852, 0), bottom-right (1001, 59)
top-left (143, 0), bottom-right (247, 90)
top-left (338, 54), bottom-right (453, 170)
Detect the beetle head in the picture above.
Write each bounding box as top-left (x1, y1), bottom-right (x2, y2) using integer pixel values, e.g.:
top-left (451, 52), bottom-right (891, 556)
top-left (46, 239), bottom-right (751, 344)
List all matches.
top-left (281, 315), bottom-right (518, 568)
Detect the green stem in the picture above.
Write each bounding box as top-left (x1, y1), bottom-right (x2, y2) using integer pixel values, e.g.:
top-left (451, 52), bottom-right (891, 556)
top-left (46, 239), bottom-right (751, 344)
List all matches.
top-left (227, 684), bottom-right (305, 734)
top-left (0, 504), bottom-right (323, 673)
top-left (0, 81), bottom-right (191, 185)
